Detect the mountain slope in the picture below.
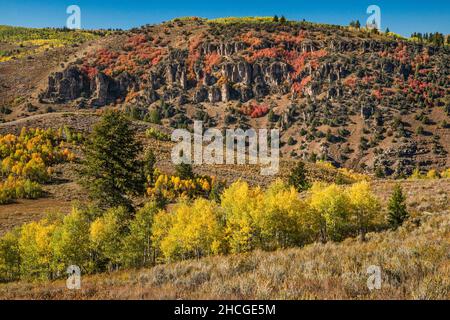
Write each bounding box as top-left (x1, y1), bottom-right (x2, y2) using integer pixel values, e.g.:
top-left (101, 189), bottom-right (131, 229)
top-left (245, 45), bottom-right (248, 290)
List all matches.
top-left (2, 18), bottom-right (450, 176)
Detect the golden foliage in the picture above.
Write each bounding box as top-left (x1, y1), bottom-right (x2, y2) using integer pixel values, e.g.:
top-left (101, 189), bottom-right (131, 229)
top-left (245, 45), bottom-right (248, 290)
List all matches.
top-left (0, 179), bottom-right (385, 282)
top-left (147, 172), bottom-right (215, 201)
top-left (0, 128), bottom-right (77, 204)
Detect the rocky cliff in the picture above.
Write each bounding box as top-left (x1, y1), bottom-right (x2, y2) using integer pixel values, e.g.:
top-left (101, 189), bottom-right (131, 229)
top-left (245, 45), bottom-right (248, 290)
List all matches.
top-left (38, 19), bottom-right (450, 176)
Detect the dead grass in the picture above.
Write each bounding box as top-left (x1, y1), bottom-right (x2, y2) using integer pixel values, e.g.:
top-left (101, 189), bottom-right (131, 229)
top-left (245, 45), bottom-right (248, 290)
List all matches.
top-left (1, 208), bottom-right (448, 300)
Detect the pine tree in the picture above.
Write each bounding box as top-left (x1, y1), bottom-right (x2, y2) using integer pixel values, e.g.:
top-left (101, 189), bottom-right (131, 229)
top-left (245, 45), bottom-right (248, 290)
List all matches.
top-left (355, 20), bottom-right (361, 29)
top-left (273, 15), bottom-right (279, 23)
top-left (387, 184), bottom-right (409, 229)
top-left (175, 163), bottom-right (194, 180)
top-left (445, 101), bottom-right (450, 116)
top-left (288, 161), bottom-right (310, 192)
top-left (268, 109), bottom-right (277, 122)
top-left (280, 16), bottom-right (287, 24)
top-left (79, 111), bottom-right (144, 210)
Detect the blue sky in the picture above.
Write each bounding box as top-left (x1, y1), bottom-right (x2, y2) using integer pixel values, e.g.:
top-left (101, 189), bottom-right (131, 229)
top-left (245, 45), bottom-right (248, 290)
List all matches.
top-left (1, 0), bottom-right (449, 37)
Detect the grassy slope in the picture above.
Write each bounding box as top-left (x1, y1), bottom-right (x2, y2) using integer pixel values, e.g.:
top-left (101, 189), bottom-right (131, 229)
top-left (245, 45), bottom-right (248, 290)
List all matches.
top-left (0, 207), bottom-right (448, 300)
top-left (0, 25), bottom-right (102, 62)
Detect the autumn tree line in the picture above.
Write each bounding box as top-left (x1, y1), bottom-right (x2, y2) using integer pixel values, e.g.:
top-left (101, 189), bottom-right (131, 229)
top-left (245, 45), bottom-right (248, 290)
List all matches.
top-left (0, 111), bottom-right (409, 282)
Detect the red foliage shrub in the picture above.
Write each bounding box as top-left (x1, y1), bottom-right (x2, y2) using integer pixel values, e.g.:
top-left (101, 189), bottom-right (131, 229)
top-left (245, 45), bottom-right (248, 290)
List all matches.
top-left (372, 89), bottom-right (382, 100)
top-left (292, 75), bottom-right (312, 93)
top-left (96, 48), bottom-right (119, 66)
top-left (285, 49), bottom-right (327, 78)
top-left (241, 103), bottom-right (269, 118)
top-left (246, 47), bottom-right (283, 63)
top-left (393, 43), bottom-right (410, 64)
top-left (362, 76), bottom-right (375, 85)
top-left (81, 65), bottom-right (98, 79)
top-left (241, 31), bottom-right (263, 48)
top-left (126, 34), bottom-right (147, 47)
top-left (414, 51), bottom-right (430, 66)
top-left (80, 34), bottom-right (167, 80)
top-left (187, 34), bottom-right (204, 79)
top-left (343, 75), bottom-right (357, 88)
top-left (286, 49), bottom-right (326, 94)
top-left (204, 53), bottom-right (222, 74)
top-left (273, 31), bottom-right (306, 46)
top-left (408, 78), bottom-right (430, 93)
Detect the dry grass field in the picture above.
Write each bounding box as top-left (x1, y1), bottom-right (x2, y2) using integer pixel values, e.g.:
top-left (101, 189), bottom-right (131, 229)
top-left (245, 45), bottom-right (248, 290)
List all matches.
top-left (0, 205), bottom-right (447, 300)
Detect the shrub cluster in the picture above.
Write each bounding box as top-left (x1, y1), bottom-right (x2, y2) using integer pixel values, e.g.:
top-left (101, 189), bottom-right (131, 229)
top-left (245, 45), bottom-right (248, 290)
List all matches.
top-left (0, 180), bottom-right (387, 282)
top-left (147, 171), bottom-right (218, 202)
top-left (0, 128), bottom-right (77, 204)
top-left (145, 128), bottom-right (171, 141)
top-left (409, 168), bottom-right (450, 180)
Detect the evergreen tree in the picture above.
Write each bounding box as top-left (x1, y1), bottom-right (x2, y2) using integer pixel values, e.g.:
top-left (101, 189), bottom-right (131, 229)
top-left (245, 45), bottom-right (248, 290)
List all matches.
top-left (273, 15), bottom-right (279, 23)
top-left (387, 184), bottom-right (409, 229)
top-left (280, 16), bottom-right (287, 24)
top-left (175, 163), bottom-right (195, 180)
top-left (355, 20), bottom-right (361, 29)
top-left (268, 109), bottom-right (277, 122)
top-left (444, 101), bottom-right (450, 116)
top-left (288, 161), bottom-right (310, 192)
top-left (147, 109), bottom-right (161, 124)
top-left (79, 111), bottom-right (144, 210)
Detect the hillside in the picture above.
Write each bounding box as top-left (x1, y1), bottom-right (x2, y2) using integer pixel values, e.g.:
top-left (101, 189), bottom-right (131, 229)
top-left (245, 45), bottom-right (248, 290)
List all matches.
top-left (0, 206), bottom-right (448, 300)
top-left (0, 18), bottom-right (449, 177)
top-left (0, 17), bottom-right (449, 301)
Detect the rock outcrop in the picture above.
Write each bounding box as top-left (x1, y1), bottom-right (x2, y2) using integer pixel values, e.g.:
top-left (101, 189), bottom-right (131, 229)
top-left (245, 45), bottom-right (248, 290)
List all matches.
top-left (43, 68), bottom-right (139, 107)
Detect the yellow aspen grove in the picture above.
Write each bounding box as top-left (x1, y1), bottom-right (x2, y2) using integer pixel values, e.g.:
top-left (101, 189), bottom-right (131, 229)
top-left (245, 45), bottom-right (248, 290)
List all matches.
top-left (159, 199), bottom-right (224, 261)
top-left (220, 180), bottom-right (264, 253)
top-left (308, 183), bottom-right (351, 243)
top-left (347, 181), bottom-right (381, 241)
top-left (257, 180), bottom-right (311, 250)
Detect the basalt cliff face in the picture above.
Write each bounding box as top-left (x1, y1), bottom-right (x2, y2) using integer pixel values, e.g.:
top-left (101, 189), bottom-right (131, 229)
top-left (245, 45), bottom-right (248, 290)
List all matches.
top-left (39, 19), bottom-right (450, 176)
